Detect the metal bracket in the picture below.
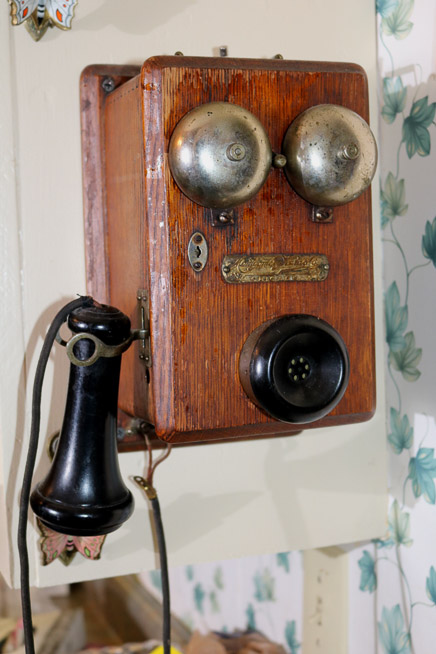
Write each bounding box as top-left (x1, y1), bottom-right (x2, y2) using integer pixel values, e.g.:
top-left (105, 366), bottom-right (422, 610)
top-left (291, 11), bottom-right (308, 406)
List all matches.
top-left (137, 289), bottom-right (152, 367)
top-left (312, 206), bottom-right (334, 223)
top-left (210, 209), bottom-right (235, 227)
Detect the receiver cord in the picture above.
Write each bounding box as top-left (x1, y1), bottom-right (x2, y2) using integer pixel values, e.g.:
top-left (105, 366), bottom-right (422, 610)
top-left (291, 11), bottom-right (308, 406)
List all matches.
top-left (18, 296), bottom-right (93, 654)
top-left (134, 436), bottom-right (171, 654)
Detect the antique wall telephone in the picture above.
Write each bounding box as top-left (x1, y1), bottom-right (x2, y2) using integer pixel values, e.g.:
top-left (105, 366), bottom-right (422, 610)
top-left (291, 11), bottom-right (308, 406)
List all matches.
top-left (81, 56), bottom-right (377, 446)
top-left (19, 55), bottom-right (377, 653)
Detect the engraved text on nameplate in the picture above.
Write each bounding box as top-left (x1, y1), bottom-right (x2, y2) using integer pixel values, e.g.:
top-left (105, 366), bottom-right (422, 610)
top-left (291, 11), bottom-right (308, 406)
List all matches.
top-left (221, 254), bottom-right (330, 283)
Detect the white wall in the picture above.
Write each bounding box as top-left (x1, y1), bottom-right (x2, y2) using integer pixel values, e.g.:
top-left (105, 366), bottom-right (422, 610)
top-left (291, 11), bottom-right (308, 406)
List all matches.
top-left (0, 0), bottom-right (386, 590)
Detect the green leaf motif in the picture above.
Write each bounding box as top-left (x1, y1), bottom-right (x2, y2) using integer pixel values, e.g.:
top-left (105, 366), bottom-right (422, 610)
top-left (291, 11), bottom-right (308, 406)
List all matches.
top-left (422, 217), bottom-right (436, 267)
top-left (253, 569), bottom-right (275, 602)
top-left (381, 189), bottom-right (390, 229)
top-left (389, 500), bottom-right (413, 546)
top-left (381, 173), bottom-right (408, 225)
top-left (276, 552), bottom-right (291, 573)
top-left (209, 590), bottom-right (220, 614)
top-left (382, 78), bottom-right (407, 124)
top-left (388, 408), bottom-right (414, 453)
top-left (389, 331), bottom-right (422, 381)
top-left (378, 605), bottom-right (411, 654)
top-left (385, 282), bottom-right (408, 352)
top-left (378, 500), bottom-right (413, 548)
top-left (214, 566), bottom-right (224, 590)
top-left (377, 0), bottom-right (399, 16)
top-left (193, 583), bottom-right (205, 614)
top-left (381, 0), bottom-right (414, 39)
top-left (246, 603), bottom-right (256, 630)
top-left (373, 537), bottom-right (390, 549)
top-left (358, 550), bottom-right (377, 593)
top-left (403, 96), bottom-right (436, 158)
top-left (285, 621), bottom-right (300, 654)
top-left (426, 566), bottom-right (436, 604)
top-left (408, 448), bottom-right (436, 503)
top-left (185, 565), bottom-right (194, 581)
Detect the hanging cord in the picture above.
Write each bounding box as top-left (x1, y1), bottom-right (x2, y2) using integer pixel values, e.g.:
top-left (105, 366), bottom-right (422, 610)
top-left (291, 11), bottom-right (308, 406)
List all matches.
top-left (18, 296), bottom-right (93, 654)
top-left (134, 434), bottom-right (172, 654)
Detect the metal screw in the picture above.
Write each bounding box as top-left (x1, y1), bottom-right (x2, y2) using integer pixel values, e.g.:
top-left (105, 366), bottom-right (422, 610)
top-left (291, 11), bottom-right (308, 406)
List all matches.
top-left (273, 153), bottom-right (287, 169)
top-left (314, 207), bottom-right (333, 222)
top-left (193, 233), bottom-right (203, 244)
top-left (101, 76), bottom-right (116, 93)
top-left (226, 143), bottom-right (246, 161)
top-left (219, 46), bottom-right (228, 57)
top-left (174, 51), bottom-right (184, 56)
top-left (223, 265), bottom-right (231, 274)
top-left (274, 54), bottom-right (284, 59)
top-left (193, 261), bottom-right (202, 270)
top-left (219, 211), bottom-right (233, 224)
top-left (341, 143), bottom-right (360, 160)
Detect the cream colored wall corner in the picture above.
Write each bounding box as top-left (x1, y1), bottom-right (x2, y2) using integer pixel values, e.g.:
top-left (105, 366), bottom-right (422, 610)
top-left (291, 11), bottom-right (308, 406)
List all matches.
top-left (0, 0), bottom-right (386, 590)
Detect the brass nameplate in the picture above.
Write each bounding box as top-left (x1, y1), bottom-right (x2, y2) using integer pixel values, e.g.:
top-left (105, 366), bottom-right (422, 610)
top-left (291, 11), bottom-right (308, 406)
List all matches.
top-left (221, 254), bottom-right (329, 283)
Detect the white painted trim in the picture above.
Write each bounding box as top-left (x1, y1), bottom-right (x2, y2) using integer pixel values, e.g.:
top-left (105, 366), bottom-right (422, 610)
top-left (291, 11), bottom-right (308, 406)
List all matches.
top-left (0, 8), bottom-right (28, 587)
top-left (303, 548), bottom-right (349, 653)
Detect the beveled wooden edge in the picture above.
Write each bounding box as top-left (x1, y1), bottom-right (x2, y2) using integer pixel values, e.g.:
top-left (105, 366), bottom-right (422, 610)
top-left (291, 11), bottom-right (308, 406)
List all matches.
top-left (155, 408), bottom-right (375, 444)
top-left (117, 409), bottom-right (304, 450)
top-left (117, 403), bottom-right (375, 448)
top-left (140, 62), bottom-right (177, 440)
top-left (80, 64), bottom-right (140, 303)
top-left (140, 55), bottom-right (367, 78)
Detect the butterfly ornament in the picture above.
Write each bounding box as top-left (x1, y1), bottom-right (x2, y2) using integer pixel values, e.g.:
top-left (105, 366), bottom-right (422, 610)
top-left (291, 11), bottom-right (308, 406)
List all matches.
top-left (37, 519), bottom-right (106, 566)
top-left (9, 0), bottom-right (78, 41)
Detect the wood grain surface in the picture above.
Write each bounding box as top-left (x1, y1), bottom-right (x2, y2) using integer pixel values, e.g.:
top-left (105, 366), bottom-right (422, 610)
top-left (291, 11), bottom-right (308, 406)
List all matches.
top-left (80, 64), bottom-right (140, 301)
top-left (82, 56), bottom-right (376, 444)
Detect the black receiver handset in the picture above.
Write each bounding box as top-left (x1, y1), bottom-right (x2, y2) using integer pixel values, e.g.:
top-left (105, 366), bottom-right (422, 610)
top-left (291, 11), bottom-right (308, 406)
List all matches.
top-left (18, 297), bottom-right (171, 654)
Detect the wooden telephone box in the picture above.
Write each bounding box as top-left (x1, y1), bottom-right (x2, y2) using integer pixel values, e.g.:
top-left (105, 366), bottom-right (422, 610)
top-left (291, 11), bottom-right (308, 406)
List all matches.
top-left (80, 56), bottom-right (376, 445)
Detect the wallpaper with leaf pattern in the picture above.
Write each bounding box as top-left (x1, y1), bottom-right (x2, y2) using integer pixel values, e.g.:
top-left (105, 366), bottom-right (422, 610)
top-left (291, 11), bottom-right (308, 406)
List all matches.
top-left (349, 1), bottom-right (436, 652)
top-left (140, 552), bottom-right (303, 651)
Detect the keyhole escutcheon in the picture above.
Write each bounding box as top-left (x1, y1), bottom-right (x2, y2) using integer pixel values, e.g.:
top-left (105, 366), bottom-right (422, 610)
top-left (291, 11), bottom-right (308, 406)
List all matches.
top-left (188, 231), bottom-right (209, 272)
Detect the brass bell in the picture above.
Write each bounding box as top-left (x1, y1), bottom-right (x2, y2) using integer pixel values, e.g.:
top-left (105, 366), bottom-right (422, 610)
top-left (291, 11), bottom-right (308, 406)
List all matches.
top-left (282, 104), bottom-right (377, 206)
top-left (169, 102), bottom-right (272, 209)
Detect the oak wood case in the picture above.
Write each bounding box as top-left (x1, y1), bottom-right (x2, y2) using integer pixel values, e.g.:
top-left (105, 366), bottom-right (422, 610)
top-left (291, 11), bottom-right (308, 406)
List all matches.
top-left (80, 56), bottom-right (376, 445)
